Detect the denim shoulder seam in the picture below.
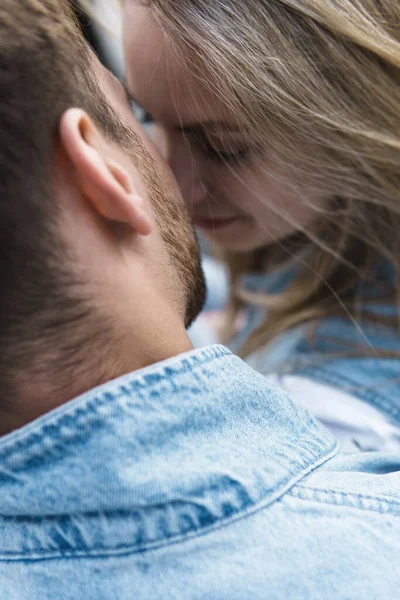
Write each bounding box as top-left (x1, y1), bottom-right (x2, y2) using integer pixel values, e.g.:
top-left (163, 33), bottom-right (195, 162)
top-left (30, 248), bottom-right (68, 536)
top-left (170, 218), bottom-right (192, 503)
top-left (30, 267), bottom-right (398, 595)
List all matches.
top-left (288, 484), bottom-right (400, 516)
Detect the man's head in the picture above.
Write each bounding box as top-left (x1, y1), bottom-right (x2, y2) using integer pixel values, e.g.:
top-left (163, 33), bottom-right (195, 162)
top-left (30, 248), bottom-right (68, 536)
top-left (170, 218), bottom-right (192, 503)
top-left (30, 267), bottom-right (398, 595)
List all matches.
top-left (0, 0), bottom-right (205, 429)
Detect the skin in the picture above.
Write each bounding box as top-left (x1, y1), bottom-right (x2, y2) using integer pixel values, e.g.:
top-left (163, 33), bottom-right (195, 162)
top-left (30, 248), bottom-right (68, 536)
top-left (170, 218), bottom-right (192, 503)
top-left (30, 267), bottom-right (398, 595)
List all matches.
top-left (123, 3), bottom-right (328, 253)
top-left (1, 55), bottom-right (205, 435)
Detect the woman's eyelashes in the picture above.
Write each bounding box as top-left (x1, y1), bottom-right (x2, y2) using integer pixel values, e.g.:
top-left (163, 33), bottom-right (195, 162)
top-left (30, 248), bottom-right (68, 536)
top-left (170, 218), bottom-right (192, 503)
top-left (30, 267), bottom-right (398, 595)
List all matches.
top-left (192, 131), bottom-right (250, 165)
top-left (131, 101), bottom-right (250, 165)
top-left (200, 142), bottom-right (250, 165)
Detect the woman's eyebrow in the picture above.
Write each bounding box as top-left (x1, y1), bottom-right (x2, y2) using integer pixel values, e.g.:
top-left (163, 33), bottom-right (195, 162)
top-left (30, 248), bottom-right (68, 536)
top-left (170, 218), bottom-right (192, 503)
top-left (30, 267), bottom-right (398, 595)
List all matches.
top-left (124, 85), bottom-right (241, 134)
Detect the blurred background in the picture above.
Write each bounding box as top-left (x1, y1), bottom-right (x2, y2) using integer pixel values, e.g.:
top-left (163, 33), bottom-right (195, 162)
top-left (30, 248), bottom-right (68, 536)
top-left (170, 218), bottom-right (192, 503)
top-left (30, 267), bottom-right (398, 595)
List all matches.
top-left (72, 0), bottom-right (125, 78)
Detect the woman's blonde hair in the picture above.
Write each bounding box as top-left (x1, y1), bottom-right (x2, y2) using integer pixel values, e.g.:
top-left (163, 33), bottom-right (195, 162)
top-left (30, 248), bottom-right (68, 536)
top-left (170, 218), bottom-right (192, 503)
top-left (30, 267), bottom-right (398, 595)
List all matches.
top-left (127, 0), bottom-right (400, 358)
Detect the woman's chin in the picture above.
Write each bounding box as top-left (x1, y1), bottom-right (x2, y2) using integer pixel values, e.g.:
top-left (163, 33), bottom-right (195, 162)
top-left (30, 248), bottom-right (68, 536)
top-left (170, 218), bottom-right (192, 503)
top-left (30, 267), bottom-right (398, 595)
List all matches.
top-left (199, 220), bottom-right (274, 253)
top-left (198, 216), bottom-right (302, 253)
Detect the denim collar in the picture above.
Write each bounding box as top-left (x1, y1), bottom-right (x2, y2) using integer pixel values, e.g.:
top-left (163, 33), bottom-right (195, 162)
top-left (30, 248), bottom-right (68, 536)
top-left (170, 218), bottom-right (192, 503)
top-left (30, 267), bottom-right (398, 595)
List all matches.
top-left (0, 345), bottom-right (336, 558)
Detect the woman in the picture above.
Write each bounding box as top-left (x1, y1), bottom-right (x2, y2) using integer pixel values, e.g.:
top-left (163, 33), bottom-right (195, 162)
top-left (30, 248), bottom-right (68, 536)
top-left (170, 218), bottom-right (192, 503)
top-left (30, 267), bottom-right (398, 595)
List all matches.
top-left (121, 0), bottom-right (400, 451)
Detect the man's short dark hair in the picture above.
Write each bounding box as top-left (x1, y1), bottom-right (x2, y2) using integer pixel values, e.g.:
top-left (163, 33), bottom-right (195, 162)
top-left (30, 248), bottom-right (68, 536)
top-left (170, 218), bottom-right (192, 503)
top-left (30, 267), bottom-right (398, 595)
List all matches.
top-left (0, 0), bottom-right (129, 399)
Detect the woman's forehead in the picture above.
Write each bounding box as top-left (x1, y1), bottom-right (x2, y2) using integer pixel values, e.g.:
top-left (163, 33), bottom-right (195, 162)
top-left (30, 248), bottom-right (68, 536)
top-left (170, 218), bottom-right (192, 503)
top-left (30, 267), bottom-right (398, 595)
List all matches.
top-left (123, 2), bottom-right (233, 128)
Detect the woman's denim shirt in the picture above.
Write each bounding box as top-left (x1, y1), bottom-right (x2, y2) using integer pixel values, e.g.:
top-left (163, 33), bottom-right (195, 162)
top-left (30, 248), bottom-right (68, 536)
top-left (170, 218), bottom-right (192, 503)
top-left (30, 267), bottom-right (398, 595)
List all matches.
top-left (0, 345), bottom-right (400, 599)
top-left (231, 261), bottom-right (400, 429)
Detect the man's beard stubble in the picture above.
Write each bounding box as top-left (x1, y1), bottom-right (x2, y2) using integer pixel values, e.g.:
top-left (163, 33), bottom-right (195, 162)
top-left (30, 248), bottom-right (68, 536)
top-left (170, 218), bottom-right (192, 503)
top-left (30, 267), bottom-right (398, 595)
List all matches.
top-left (139, 148), bottom-right (206, 328)
top-left (153, 188), bottom-right (206, 329)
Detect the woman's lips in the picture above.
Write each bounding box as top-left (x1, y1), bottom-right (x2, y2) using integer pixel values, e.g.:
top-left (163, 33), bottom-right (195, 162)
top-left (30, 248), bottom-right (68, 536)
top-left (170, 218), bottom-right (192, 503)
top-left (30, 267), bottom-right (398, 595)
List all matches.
top-left (192, 216), bottom-right (241, 231)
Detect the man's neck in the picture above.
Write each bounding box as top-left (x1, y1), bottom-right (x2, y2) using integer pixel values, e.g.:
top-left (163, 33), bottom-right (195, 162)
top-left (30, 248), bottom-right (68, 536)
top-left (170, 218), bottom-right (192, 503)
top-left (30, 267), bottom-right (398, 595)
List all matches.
top-left (0, 309), bottom-right (193, 437)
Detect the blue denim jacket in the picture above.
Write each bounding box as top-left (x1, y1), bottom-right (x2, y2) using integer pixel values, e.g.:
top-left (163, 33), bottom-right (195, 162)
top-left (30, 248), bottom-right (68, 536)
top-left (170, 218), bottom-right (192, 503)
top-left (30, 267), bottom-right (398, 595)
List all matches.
top-left (234, 266), bottom-right (400, 429)
top-left (1, 345), bottom-right (400, 599)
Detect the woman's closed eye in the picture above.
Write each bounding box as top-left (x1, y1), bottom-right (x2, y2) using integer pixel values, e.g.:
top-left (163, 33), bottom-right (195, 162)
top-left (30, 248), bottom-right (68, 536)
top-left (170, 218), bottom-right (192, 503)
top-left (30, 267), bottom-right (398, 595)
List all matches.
top-left (130, 100), bottom-right (250, 165)
top-left (190, 131), bottom-right (250, 166)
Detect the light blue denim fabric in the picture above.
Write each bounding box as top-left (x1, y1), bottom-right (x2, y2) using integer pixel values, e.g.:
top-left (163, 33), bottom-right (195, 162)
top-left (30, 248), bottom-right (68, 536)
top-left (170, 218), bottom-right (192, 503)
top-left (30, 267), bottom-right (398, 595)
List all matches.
top-left (1, 345), bottom-right (400, 599)
top-left (233, 265), bottom-right (400, 428)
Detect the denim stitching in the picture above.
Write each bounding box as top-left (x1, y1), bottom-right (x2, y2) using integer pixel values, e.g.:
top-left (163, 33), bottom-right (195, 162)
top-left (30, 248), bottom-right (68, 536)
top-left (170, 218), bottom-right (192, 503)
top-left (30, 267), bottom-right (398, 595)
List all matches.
top-left (0, 346), bottom-right (231, 465)
top-left (288, 484), bottom-right (400, 516)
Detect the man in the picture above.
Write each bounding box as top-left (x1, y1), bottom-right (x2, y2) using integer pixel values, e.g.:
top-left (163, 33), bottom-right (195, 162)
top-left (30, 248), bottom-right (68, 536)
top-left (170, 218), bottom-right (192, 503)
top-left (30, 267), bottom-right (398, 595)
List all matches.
top-left (0, 0), bottom-right (206, 434)
top-left (0, 2), bottom-right (399, 599)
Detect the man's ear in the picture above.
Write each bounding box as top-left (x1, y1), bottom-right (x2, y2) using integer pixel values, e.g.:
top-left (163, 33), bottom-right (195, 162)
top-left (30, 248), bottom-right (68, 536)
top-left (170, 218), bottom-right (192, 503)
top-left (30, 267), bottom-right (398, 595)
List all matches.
top-left (59, 108), bottom-right (152, 236)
